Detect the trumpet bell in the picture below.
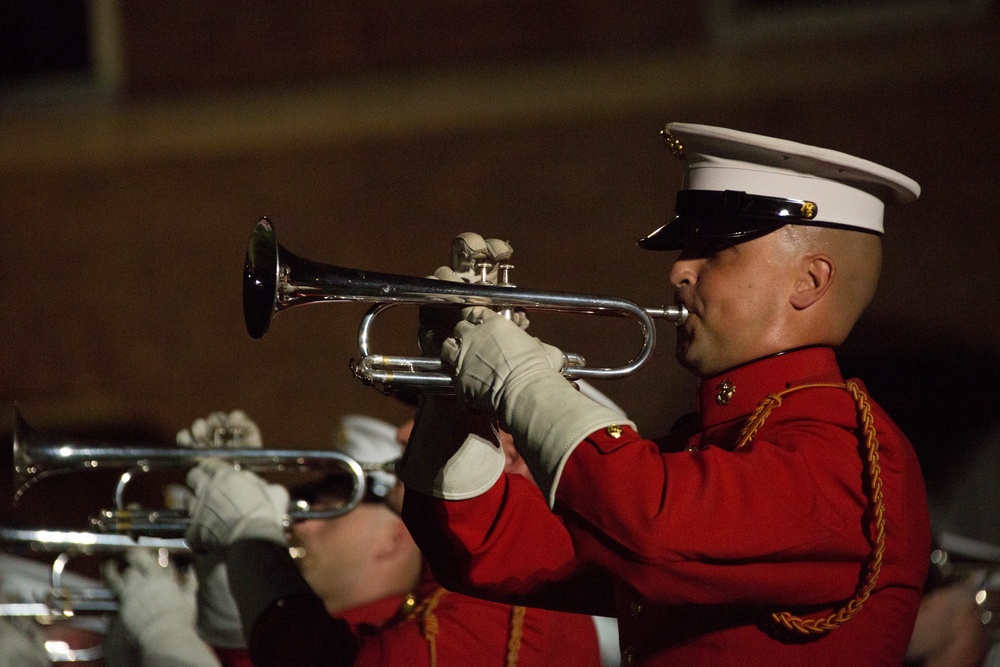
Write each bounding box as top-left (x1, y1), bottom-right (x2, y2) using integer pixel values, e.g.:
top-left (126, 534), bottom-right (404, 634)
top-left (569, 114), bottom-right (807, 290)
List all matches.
top-left (244, 215), bottom-right (280, 339)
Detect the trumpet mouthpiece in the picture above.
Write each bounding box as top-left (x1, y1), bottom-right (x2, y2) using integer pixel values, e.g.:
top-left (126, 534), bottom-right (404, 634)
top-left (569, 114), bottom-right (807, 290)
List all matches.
top-left (645, 305), bottom-right (689, 325)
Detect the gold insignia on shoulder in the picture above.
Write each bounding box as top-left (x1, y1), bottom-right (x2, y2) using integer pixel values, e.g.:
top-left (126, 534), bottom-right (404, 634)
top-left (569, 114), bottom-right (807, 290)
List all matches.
top-left (661, 129), bottom-right (685, 159)
top-left (605, 424), bottom-right (624, 438)
top-left (800, 201), bottom-right (817, 219)
top-left (716, 380), bottom-right (736, 406)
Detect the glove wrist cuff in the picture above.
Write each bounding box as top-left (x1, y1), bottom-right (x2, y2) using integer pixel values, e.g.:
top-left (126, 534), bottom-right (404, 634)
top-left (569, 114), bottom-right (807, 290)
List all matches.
top-left (398, 432), bottom-right (505, 500)
top-left (397, 396), bottom-right (505, 500)
top-left (502, 374), bottom-right (634, 506)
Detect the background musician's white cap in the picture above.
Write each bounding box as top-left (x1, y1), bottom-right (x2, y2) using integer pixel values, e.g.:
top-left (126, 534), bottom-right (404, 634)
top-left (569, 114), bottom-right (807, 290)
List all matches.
top-left (638, 122), bottom-right (921, 250)
top-left (333, 415), bottom-right (401, 499)
top-left (295, 414), bottom-right (401, 504)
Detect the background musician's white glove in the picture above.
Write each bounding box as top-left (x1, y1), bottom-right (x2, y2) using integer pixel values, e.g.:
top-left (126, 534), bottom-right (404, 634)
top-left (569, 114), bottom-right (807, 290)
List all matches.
top-left (176, 410), bottom-right (263, 449)
top-left (190, 553), bottom-right (245, 649)
top-left (0, 615), bottom-right (49, 667)
top-left (168, 410), bottom-right (264, 538)
top-left (102, 549), bottom-right (221, 667)
top-left (175, 410), bottom-right (264, 649)
top-left (184, 459), bottom-right (289, 552)
top-left (442, 307), bottom-right (635, 506)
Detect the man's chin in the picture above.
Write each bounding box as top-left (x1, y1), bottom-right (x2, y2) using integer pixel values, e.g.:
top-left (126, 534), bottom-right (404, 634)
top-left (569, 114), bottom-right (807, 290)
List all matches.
top-left (675, 344), bottom-right (697, 373)
top-left (675, 345), bottom-right (713, 378)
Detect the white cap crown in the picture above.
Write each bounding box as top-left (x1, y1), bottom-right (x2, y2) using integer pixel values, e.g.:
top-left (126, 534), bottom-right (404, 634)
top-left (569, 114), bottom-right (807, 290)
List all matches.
top-left (639, 123), bottom-right (920, 250)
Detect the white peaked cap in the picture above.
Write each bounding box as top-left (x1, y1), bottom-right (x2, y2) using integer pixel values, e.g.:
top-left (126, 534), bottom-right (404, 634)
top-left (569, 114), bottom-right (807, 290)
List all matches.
top-left (639, 122), bottom-right (921, 250)
top-left (333, 415), bottom-right (402, 498)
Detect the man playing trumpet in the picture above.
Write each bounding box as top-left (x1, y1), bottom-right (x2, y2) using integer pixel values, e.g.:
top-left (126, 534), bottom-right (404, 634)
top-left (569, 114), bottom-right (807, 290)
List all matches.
top-left (396, 123), bottom-right (932, 666)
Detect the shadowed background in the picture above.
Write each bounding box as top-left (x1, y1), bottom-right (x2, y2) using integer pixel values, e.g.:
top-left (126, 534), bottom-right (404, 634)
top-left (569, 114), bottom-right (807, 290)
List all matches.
top-left (1, 0), bottom-right (998, 527)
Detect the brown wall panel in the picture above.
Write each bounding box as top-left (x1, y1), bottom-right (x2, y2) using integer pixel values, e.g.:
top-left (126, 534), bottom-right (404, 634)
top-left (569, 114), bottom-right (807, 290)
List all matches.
top-left (119, 1), bottom-right (701, 95)
top-left (2, 15), bottom-right (999, 527)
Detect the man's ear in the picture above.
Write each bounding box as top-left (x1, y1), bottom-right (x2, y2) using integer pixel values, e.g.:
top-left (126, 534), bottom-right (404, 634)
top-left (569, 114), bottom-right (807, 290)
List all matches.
top-left (790, 254), bottom-right (834, 310)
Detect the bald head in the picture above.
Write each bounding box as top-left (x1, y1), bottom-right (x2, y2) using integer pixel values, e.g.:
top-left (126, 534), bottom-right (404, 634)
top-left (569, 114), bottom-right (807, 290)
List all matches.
top-left (779, 225), bottom-right (882, 346)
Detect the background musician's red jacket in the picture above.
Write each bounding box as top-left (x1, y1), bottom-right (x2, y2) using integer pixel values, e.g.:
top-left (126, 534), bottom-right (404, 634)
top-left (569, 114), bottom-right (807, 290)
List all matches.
top-left (214, 563), bottom-right (601, 667)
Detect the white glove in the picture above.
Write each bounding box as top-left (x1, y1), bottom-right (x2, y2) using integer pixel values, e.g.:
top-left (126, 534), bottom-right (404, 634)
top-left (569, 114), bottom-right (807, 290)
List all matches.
top-left (420, 233), bottom-right (526, 357)
top-left (177, 410), bottom-right (263, 449)
top-left (401, 233), bottom-right (523, 499)
top-left (396, 395), bottom-right (506, 500)
top-left (103, 549), bottom-right (221, 667)
top-left (168, 411), bottom-right (264, 526)
top-left (442, 307), bottom-right (634, 505)
top-left (184, 458), bottom-right (289, 552)
top-left (445, 232), bottom-right (513, 284)
top-left (0, 615), bottom-right (49, 667)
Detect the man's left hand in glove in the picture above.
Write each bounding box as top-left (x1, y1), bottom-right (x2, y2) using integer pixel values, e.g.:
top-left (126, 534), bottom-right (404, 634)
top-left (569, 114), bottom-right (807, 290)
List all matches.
top-left (442, 306), bottom-right (634, 506)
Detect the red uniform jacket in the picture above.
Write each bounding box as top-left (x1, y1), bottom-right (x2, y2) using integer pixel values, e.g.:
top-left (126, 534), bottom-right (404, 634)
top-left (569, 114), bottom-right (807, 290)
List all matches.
top-left (403, 347), bottom-right (931, 666)
top-left (215, 564), bottom-right (600, 667)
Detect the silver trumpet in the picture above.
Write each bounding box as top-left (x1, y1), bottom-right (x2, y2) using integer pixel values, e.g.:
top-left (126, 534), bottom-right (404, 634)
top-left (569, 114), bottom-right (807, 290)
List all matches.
top-left (11, 407), bottom-right (388, 535)
top-left (0, 526), bottom-right (188, 618)
top-left (0, 527), bottom-right (190, 663)
top-left (930, 535), bottom-right (1000, 635)
top-left (243, 217), bottom-right (687, 392)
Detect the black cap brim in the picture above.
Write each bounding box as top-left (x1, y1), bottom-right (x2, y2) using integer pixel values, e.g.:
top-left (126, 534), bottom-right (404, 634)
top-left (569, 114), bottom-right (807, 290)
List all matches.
top-left (637, 214), bottom-right (788, 251)
top-left (637, 189), bottom-right (821, 251)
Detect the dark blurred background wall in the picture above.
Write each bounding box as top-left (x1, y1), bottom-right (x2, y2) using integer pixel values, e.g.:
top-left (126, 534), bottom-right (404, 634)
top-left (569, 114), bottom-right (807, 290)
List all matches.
top-left (1, 0), bottom-right (998, 526)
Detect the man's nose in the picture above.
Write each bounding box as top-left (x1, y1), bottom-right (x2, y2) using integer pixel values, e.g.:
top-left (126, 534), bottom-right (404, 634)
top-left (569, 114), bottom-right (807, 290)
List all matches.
top-left (669, 259), bottom-right (699, 288)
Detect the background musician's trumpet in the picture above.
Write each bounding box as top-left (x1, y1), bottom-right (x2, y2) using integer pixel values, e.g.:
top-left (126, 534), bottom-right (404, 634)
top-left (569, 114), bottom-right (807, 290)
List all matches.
top-left (243, 217), bottom-right (687, 392)
top-left (0, 527), bottom-right (190, 662)
top-left (929, 539), bottom-right (1000, 637)
top-left (0, 526), bottom-right (188, 618)
top-left (11, 407), bottom-right (386, 535)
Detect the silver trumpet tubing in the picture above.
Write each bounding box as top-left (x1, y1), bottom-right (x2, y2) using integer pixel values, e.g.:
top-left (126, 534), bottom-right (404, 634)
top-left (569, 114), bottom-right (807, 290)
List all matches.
top-left (0, 527), bottom-right (189, 554)
top-left (11, 407), bottom-right (385, 535)
top-left (243, 217), bottom-right (688, 392)
top-left (0, 528), bottom-right (191, 663)
top-left (930, 538), bottom-right (1000, 635)
top-left (0, 527), bottom-right (189, 618)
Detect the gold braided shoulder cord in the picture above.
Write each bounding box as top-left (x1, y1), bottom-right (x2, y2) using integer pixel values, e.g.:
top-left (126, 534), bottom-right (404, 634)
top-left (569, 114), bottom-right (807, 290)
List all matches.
top-left (506, 605), bottom-right (526, 667)
top-left (410, 586), bottom-right (526, 667)
top-left (733, 380), bottom-right (886, 636)
top-left (412, 587), bottom-right (449, 667)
